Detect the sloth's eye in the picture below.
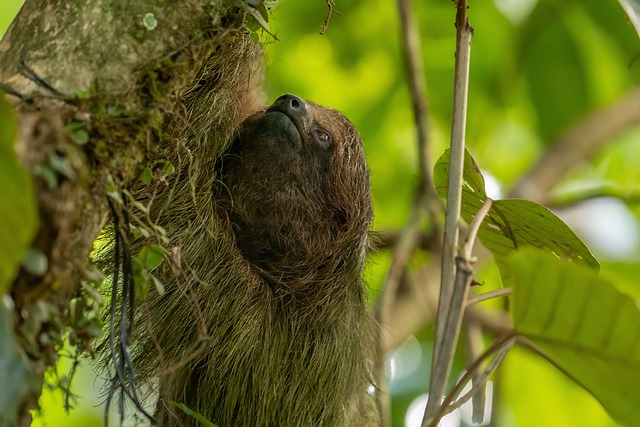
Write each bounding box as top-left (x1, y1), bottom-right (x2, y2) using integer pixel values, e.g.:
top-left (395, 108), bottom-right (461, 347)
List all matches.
top-left (315, 130), bottom-right (332, 148)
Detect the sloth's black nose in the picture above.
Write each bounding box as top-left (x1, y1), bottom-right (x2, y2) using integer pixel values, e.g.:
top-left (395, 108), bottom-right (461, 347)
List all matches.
top-left (272, 94), bottom-right (306, 118)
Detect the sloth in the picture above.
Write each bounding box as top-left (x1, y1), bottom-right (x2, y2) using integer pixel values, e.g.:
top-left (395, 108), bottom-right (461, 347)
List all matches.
top-left (116, 94), bottom-right (379, 427)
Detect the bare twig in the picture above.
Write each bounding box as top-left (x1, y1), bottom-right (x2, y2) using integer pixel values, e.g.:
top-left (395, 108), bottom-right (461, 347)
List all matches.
top-left (466, 287), bottom-right (513, 307)
top-left (437, 333), bottom-right (516, 422)
top-left (509, 88), bottom-right (640, 203)
top-left (320, 0), bottom-right (341, 35)
top-left (377, 0), bottom-right (440, 331)
top-left (396, 0), bottom-right (442, 221)
top-left (376, 0), bottom-right (442, 422)
top-left (377, 200), bottom-right (430, 328)
top-left (375, 196), bottom-right (428, 426)
top-left (424, 255), bottom-right (475, 427)
top-left (428, 4), bottom-right (473, 417)
top-left (464, 318), bottom-right (486, 424)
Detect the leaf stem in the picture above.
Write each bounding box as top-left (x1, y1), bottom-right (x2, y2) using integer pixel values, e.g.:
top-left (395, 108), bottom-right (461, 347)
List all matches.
top-left (463, 198), bottom-right (493, 258)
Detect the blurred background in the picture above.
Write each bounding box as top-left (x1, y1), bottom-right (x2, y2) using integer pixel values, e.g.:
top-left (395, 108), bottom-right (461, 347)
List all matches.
top-left (2, 0), bottom-right (640, 426)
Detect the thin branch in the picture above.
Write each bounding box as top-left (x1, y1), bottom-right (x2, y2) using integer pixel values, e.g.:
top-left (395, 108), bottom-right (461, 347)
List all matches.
top-left (423, 255), bottom-right (474, 427)
top-left (436, 333), bottom-right (516, 423)
top-left (432, 199), bottom-right (493, 402)
top-left (509, 88), bottom-right (640, 203)
top-left (375, 196), bottom-right (428, 426)
top-left (464, 318), bottom-right (486, 424)
top-left (376, 0), bottom-right (441, 422)
top-left (466, 288), bottom-right (512, 307)
top-left (377, 0), bottom-right (440, 331)
top-left (423, 0), bottom-right (475, 406)
top-left (320, 0), bottom-right (341, 35)
top-left (396, 0), bottom-right (442, 221)
top-left (376, 200), bottom-right (430, 326)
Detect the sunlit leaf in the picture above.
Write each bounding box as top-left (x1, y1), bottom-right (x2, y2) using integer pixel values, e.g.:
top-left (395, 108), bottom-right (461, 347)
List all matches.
top-left (617, 0), bottom-right (640, 37)
top-left (434, 148), bottom-right (486, 200)
top-left (480, 199), bottom-right (599, 269)
top-left (0, 303), bottom-right (36, 426)
top-left (0, 94), bottom-right (37, 294)
top-left (507, 249), bottom-right (640, 427)
top-left (433, 149), bottom-right (599, 270)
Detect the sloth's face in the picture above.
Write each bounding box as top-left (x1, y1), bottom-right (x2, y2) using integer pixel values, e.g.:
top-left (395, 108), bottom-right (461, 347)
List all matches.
top-left (215, 94), bottom-right (372, 283)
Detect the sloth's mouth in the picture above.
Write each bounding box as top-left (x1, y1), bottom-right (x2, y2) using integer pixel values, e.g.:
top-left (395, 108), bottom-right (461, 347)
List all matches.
top-left (262, 110), bottom-right (303, 149)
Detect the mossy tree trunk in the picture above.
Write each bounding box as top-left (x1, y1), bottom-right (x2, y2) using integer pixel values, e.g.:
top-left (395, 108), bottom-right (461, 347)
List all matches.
top-left (0, 1), bottom-right (262, 425)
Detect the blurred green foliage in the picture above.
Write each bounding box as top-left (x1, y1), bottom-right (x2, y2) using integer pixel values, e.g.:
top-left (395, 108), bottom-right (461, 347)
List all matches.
top-left (0, 79), bottom-right (37, 294)
top-left (2, 0), bottom-right (640, 425)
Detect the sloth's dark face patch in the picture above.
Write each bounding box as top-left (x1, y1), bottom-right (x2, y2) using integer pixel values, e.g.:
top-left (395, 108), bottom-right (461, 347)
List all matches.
top-left (214, 94), bottom-right (372, 287)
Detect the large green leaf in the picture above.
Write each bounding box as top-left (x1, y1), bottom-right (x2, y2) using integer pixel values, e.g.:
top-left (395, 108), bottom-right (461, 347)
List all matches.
top-left (507, 249), bottom-right (640, 427)
top-left (433, 149), bottom-right (599, 270)
top-left (0, 302), bottom-right (36, 426)
top-left (0, 94), bottom-right (37, 294)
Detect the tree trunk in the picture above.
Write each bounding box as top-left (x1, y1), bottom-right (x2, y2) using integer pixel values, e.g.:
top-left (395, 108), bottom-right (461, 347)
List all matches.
top-left (0, 1), bottom-right (263, 425)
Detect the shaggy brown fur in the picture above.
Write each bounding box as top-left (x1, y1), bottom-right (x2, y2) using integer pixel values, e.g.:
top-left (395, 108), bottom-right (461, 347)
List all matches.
top-left (103, 33), bottom-right (378, 427)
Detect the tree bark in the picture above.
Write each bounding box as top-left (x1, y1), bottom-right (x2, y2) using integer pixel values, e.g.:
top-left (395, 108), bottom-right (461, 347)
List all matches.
top-left (0, 1), bottom-right (262, 425)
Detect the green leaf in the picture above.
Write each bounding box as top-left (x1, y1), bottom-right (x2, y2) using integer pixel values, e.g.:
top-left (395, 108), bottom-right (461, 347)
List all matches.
top-left (131, 258), bottom-right (150, 299)
top-left (434, 148), bottom-right (486, 200)
top-left (0, 302), bottom-right (37, 426)
top-left (65, 121), bottom-right (89, 145)
top-left (64, 121), bottom-right (85, 131)
top-left (244, 2), bottom-right (270, 33)
top-left (433, 149), bottom-right (599, 270)
top-left (0, 94), bottom-right (37, 294)
top-left (133, 245), bottom-right (166, 298)
top-left (171, 402), bottom-right (219, 427)
top-left (480, 199), bottom-right (598, 269)
top-left (70, 129), bottom-right (89, 145)
top-left (137, 245), bottom-right (166, 271)
top-left (507, 249), bottom-right (640, 427)
top-left (162, 162), bottom-right (175, 175)
top-left (139, 167), bottom-right (153, 184)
